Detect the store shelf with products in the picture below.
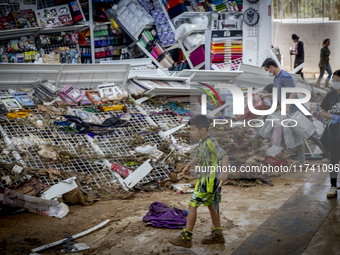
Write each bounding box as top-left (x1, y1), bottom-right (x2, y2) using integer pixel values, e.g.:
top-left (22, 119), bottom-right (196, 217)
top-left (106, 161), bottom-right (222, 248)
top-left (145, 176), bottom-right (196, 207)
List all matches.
top-left (205, 12), bottom-right (243, 70)
top-left (0, 0), bottom-right (88, 64)
top-left (79, 21), bottom-right (133, 63)
top-left (0, 0), bottom-right (246, 68)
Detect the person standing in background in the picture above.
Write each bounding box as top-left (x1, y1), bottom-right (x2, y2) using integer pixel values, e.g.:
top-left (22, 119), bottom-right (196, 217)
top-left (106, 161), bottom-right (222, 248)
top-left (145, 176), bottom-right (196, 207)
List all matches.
top-left (316, 39), bottom-right (332, 88)
top-left (320, 70), bottom-right (340, 198)
top-left (290, 34), bottom-right (305, 80)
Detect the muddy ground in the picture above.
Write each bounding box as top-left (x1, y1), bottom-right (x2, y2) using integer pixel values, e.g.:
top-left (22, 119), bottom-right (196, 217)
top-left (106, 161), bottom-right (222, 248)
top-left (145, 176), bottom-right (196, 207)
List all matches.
top-left (0, 176), bottom-right (308, 255)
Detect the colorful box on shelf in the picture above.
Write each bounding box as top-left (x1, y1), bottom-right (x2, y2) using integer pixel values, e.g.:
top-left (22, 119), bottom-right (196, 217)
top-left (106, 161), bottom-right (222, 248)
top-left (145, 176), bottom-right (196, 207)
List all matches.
top-left (190, 45), bottom-right (205, 67)
top-left (35, 4), bottom-right (73, 28)
top-left (0, 16), bottom-right (18, 30)
top-left (9, 9), bottom-right (39, 28)
top-left (167, 3), bottom-right (188, 19)
top-left (165, 0), bottom-right (185, 11)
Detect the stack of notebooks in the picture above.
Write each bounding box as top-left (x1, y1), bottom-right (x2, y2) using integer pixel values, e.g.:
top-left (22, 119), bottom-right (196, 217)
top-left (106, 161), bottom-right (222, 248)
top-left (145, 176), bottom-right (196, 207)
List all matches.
top-left (209, 0), bottom-right (227, 12)
top-left (208, 0), bottom-right (240, 13)
top-left (236, 0), bottom-right (242, 11)
top-left (211, 39), bottom-right (242, 66)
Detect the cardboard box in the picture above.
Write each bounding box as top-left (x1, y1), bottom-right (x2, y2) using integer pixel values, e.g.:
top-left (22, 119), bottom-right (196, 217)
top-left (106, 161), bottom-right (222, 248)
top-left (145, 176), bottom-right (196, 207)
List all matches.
top-left (35, 4), bottom-right (73, 28)
top-left (10, 9), bottom-right (39, 28)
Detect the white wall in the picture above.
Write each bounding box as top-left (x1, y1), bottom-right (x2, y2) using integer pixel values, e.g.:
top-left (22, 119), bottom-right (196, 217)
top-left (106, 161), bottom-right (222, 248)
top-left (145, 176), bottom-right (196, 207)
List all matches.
top-left (272, 21), bottom-right (340, 76)
top-left (243, 0), bottom-right (272, 67)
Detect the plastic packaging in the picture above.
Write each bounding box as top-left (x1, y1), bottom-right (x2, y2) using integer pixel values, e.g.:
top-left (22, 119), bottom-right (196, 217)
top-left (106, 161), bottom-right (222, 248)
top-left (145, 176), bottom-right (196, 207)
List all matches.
top-left (289, 111), bottom-right (316, 139)
top-left (67, 108), bottom-right (102, 124)
top-left (97, 83), bottom-right (128, 102)
top-left (175, 23), bottom-right (196, 40)
top-left (60, 85), bottom-right (85, 102)
top-left (111, 162), bottom-right (132, 178)
top-left (95, 48), bottom-right (106, 58)
top-left (188, 15), bottom-right (208, 29)
top-left (183, 33), bottom-right (204, 50)
top-left (106, 46), bottom-right (114, 57)
top-left (135, 144), bottom-right (157, 154)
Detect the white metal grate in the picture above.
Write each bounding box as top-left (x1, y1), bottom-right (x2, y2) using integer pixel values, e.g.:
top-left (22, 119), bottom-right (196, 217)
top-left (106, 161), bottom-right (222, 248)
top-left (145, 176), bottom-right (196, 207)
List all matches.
top-left (0, 88), bottom-right (192, 188)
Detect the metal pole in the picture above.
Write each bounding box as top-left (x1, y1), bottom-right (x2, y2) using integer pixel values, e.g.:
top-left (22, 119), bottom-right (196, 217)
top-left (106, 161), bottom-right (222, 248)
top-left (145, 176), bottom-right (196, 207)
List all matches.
top-left (280, 0), bottom-right (283, 21)
top-left (296, 0), bottom-right (298, 22)
top-left (322, 0), bottom-right (324, 21)
top-left (89, 0), bottom-right (95, 64)
top-left (330, 0), bottom-right (333, 20)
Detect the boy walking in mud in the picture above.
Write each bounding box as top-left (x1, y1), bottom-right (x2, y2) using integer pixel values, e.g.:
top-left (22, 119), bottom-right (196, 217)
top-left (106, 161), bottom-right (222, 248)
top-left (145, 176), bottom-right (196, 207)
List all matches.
top-left (169, 115), bottom-right (228, 248)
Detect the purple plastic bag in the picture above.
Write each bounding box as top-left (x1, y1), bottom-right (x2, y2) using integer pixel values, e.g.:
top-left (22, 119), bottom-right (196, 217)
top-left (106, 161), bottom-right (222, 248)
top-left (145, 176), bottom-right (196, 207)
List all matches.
top-left (143, 202), bottom-right (187, 228)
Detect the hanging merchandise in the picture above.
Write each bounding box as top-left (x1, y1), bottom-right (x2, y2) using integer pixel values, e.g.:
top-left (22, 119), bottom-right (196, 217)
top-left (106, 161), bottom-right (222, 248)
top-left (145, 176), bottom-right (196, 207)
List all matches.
top-left (120, 47), bottom-right (132, 60)
top-left (69, 1), bottom-right (84, 23)
top-left (243, 8), bottom-right (260, 26)
top-left (110, 0), bottom-right (154, 37)
top-left (35, 4), bottom-right (73, 28)
top-left (78, 32), bottom-right (87, 45)
top-left (151, 8), bottom-right (177, 46)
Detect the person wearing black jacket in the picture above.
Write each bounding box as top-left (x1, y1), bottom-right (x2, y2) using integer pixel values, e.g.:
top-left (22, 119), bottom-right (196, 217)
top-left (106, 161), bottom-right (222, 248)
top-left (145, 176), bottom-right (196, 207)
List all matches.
top-left (316, 39), bottom-right (332, 88)
top-left (290, 34), bottom-right (305, 80)
top-left (320, 70), bottom-right (340, 198)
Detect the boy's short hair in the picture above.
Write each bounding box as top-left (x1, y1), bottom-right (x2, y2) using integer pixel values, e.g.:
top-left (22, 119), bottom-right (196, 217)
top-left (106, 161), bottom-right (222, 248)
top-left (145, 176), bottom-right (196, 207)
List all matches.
top-left (262, 58), bottom-right (278, 68)
top-left (189, 115), bottom-right (210, 131)
top-left (333, 70), bottom-right (340, 77)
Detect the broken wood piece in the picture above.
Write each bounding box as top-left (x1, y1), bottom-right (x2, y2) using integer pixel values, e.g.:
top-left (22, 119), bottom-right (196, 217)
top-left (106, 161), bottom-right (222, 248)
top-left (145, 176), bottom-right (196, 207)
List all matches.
top-left (31, 219), bottom-right (110, 253)
top-left (161, 147), bottom-right (176, 164)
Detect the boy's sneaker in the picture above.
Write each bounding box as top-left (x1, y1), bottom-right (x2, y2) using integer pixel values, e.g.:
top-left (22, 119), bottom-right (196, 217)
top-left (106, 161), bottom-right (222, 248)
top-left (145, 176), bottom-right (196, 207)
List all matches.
top-left (327, 186), bottom-right (337, 198)
top-left (201, 226), bottom-right (225, 244)
top-left (168, 228), bottom-right (193, 248)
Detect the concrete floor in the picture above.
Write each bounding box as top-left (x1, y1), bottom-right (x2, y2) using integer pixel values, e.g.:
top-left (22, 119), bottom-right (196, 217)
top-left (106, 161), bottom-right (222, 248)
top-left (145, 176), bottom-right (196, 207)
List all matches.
top-left (233, 172), bottom-right (338, 255)
top-left (13, 170), bottom-right (336, 254)
top-left (166, 171), bottom-right (340, 255)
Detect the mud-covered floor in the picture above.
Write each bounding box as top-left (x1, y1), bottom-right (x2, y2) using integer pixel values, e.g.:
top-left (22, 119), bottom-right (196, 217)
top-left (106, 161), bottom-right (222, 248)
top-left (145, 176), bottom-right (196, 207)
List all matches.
top-left (1, 173), bottom-right (327, 255)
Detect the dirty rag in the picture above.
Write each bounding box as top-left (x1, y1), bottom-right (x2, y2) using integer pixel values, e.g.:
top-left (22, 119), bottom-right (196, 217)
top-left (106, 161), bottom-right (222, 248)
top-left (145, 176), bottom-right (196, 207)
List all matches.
top-left (8, 176), bottom-right (49, 197)
top-left (62, 115), bottom-right (127, 133)
top-left (142, 202), bottom-right (187, 228)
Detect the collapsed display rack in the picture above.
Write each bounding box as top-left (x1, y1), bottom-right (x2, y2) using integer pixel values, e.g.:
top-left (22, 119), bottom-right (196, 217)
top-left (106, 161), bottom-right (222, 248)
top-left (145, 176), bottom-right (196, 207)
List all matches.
top-left (0, 64), bottom-right (195, 189)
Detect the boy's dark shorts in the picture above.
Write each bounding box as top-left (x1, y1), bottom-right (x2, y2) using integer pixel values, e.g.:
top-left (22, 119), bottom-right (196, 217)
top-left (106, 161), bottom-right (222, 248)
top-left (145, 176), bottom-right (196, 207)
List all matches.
top-left (189, 191), bottom-right (221, 208)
